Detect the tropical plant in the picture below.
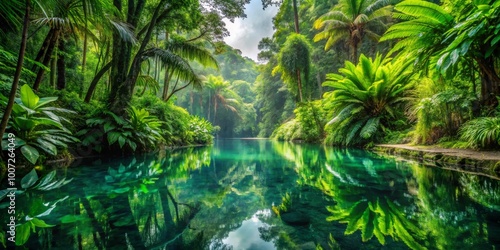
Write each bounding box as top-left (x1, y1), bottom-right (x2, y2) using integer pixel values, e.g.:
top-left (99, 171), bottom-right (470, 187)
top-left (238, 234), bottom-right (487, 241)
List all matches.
top-left (313, 0), bottom-right (393, 62)
top-left (0, 0), bottom-right (30, 146)
top-left (380, 0), bottom-right (454, 71)
top-left (79, 106), bottom-right (165, 153)
top-left (410, 78), bottom-right (474, 144)
top-left (459, 117), bottom-right (500, 149)
top-left (272, 33), bottom-right (312, 102)
top-left (188, 116), bottom-right (215, 145)
top-left (272, 100), bottom-right (325, 142)
top-left (322, 54), bottom-right (412, 146)
top-left (1, 85), bottom-right (78, 164)
top-left (381, 0), bottom-right (500, 108)
top-left (204, 75), bottom-right (241, 125)
top-left (436, 0), bottom-right (500, 107)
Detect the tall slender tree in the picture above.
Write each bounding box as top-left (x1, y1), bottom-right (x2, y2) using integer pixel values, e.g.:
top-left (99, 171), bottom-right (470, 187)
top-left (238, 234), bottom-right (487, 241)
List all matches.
top-left (0, 0), bottom-right (30, 145)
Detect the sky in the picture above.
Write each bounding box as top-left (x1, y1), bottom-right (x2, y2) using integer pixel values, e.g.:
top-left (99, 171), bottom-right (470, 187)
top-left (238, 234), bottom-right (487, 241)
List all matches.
top-left (223, 0), bottom-right (278, 62)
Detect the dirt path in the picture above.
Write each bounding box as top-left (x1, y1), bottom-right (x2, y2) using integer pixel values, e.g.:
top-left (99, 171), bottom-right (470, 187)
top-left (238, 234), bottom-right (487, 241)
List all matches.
top-left (376, 144), bottom-right (500, 161)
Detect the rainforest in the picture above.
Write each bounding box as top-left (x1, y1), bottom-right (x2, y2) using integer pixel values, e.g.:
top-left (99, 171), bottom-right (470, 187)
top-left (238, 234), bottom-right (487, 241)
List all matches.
top-left (0, 0), bottom-right (499, 249)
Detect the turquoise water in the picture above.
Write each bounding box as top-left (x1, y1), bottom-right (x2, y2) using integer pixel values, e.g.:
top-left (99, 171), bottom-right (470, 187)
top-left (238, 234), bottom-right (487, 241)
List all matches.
top-left (1, 139), bottom-right (499, 249)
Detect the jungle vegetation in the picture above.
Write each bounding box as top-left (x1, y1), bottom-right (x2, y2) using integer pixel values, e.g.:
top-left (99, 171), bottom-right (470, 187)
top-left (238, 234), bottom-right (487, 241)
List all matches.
top-left (1, 0), bottom-right (500, 167)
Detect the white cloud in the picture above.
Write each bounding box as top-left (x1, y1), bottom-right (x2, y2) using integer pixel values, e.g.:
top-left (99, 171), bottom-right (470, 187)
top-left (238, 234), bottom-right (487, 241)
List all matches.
top-left (224, 0), bottom-right (278, 61)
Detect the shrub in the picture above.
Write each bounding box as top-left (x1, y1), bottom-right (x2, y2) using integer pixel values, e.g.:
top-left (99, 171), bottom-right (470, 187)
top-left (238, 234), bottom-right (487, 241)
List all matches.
top-left (322, 54), bottom-right (412, 146)
top-left (459, 117), bottom-right (500, 149)
top-left (79, 107), bottom-right (165, 153)
top-left (188, 116), bottom-right (215, 144)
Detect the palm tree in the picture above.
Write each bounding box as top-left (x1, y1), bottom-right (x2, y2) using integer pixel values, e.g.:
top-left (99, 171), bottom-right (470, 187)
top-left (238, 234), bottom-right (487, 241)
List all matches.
top-left (313, 0), bottom-right (393, 63)
top-left (30, 0), bottom-right (132, 90)
top-left (204, 75), bottom-right (240, 125)
top-left (322, 54), bottom-right (412, 146)
top-left (152, 37), bottom-right (218, 102)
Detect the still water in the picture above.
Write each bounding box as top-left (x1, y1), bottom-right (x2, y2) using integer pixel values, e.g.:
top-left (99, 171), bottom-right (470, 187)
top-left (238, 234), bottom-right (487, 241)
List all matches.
top-left (1, 139), bottom-right (499, 249)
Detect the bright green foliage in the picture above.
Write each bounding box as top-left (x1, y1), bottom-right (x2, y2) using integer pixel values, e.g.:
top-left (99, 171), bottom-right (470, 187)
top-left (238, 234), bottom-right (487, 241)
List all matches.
top-left (437, 0), bottom-right (500, 73)
top-left (273, 33), bottom-right (312, 101)
top-left (459, 117), bottom-right (500, 149)
top-left (1, 85), bottom-right (78, 164)
top-left (188, 116), bottom-right (215, 145)
top-left (204, 75), bottom-right (242, 126)
top-left (411, 78), bottom-right (473, 144)
top-left (322, 54), bottom-right (412, 146)
top-left (314, 0), bottom-right (393, 62)
top-left (127, 106), bottom-right (164, 147)
top-left (272, 119), bottom-right (301, 141)
top-left (132, 95), bottom-right (214, 145)
top-left (327, 198), bottom-right (426, 249)
top-left (272, 100), bottom-right (325, 142)
top-left (80, 106), bottom-right (165, 153)
top-left (380, 0), bottom-right (454, 69)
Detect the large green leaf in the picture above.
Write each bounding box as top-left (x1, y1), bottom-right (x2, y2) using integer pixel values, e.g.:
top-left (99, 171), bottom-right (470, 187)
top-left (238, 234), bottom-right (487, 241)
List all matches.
top-left (1, 137), bottom-right (25, 150)
top-left (34, 97), bottom-right (58, 109)
top-left (35, 138), bottom-right (58, 155)
top-left (20, 84), bottom-right (39, 109)
top-left (21, 168), bottom-right (39, 189)
top-left (20, 145), bottom-right (39, 164)
top-left (30, 218), bottom-right (54, 228)
top-left (15, 223), bottom-right (31, 246)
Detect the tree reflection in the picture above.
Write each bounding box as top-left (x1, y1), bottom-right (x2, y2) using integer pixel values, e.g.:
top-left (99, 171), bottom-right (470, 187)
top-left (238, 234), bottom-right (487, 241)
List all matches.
top-left (411, 164), bottom-right (498, 249)
top-left (0, 146), bottom-right (212, 249)
top-left (273, 143), bottom-right (426, 249)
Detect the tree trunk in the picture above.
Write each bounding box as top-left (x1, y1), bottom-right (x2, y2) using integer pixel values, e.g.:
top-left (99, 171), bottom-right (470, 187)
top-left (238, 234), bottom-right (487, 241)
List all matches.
top-left (292, 0), bottom-right (299, 34)
top-left (31, 28), bottom-right (56, 72)
top-left (82, 32), bottom-right (88, 72)
top-left (296, 69), bottom-right (303, 102)
top-left (56, 38), bottom-right (66, 90)
top-left (0, 0), bottom-right (30, 144)
top-left (84, 62), bottom-right (112, 103)
top-left (33, 28), bottom-right (60, 90)
top-left (475, 56), bottom-right (500, 108)
top-left (50, 57), bottom-right (56, 87)
top-left (352, 42), bottom-right (358, 64)
top-left (108, 0), bottom-right (164, 115)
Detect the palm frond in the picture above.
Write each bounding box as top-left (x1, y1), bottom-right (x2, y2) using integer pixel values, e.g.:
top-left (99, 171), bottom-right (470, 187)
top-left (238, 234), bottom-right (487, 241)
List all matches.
top-left (167, 40), bottom-right (218, 69)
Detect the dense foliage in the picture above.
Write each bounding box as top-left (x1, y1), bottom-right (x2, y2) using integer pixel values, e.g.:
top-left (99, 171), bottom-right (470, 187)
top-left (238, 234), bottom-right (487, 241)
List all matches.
top-left (0, 0), bottom-right (499, 172)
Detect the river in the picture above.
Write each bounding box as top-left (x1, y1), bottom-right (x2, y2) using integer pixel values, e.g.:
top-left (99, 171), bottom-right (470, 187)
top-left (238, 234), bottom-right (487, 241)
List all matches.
top-left (2, 139), bottom-right (499, 249)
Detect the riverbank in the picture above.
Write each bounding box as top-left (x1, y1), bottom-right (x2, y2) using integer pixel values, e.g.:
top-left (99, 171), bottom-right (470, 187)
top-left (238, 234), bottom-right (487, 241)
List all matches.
top-left (372, 144), bottom-right (500, 178)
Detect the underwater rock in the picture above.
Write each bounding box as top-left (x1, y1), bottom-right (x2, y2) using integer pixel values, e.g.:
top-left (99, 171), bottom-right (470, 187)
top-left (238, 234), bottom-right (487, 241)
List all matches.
top-left (281, 211), bottom-right (310, 226)
top-left (299, 241), bottom-right (317, 250)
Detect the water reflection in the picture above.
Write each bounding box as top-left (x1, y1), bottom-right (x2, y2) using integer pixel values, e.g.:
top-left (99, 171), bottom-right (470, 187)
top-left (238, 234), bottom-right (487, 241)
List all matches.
top-left (217, 210), bottom-right (274, 250)
top-left (1, 139), bottom-right (499, 249)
